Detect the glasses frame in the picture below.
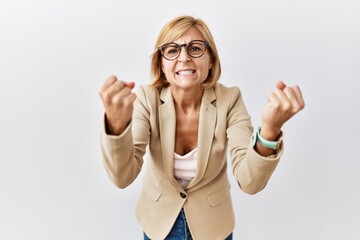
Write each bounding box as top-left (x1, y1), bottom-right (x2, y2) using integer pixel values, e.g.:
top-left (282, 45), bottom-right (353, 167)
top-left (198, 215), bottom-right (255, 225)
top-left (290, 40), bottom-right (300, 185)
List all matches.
top-left (158, 40), bottom-right (209, 61)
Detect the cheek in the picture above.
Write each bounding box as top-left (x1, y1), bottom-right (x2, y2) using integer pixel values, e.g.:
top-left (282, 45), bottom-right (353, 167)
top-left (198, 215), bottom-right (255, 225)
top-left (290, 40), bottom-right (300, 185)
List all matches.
top-left (201, 60), bottom-right (212, 73)
top-left (161, 64), bottom-right (168, 78)
top-left (160, 60), bottom-right (165, 72)
top-left (161, 61), bottom-right (172, 73)
top-left (201, 54), bottom-right (212, 70)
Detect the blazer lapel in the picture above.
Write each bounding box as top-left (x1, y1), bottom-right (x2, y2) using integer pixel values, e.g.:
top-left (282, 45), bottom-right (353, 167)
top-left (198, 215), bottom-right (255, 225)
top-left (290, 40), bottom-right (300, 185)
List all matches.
top-left (159, 87), bottom-right (183, 190)
top-left (187, 88), bottom-right (217, 189)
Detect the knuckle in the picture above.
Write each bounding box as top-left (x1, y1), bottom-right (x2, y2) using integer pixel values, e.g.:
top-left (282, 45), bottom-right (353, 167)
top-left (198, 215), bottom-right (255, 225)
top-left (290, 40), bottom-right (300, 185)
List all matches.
top-left (124, 96), bottom-right (134, 106)
top-left (123, 87), bottom-right (131, 95)
top-left (271, 101), bottom-right (280, 109)
top-left (111, 95), bottom-right (121, 106)
top-left (282, 101), bottom-right (291, 111)
top-left (100, 91), bottom-right (108, 101)
top-left (293, 101), bottom-right (305, 112)
top-left (293, 102), bottom-right (301, 110)
top-left (275, 104), bottom-right (282, 110)
top-left (118, 82), bottom-right (125, 89)
top-left (103, 92), bottom-right (113, 102)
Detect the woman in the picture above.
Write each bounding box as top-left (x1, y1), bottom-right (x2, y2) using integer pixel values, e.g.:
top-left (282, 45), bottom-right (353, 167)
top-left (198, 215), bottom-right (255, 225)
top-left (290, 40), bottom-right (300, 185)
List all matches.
top-left (99, 15), bottom-right (304, 240)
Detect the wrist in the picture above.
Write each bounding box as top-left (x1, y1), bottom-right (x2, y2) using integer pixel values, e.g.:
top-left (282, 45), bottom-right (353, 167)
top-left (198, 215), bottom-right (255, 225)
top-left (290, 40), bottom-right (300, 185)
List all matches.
top-left (252, 126), bottom-right (283, 150)
top-left (105, 115), bottom-right (128, 136)
top-left (259, 124), bottom-right (281, 140)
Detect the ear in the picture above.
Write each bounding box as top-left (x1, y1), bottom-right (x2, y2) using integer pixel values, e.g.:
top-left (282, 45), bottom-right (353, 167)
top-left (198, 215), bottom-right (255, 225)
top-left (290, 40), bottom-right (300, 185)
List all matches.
top-left (209, 62), bottom-right (212, 69)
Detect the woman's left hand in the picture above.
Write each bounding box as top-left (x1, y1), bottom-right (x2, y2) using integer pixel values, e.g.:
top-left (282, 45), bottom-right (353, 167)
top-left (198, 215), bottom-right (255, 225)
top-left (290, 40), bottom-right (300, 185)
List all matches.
top-left (260, 81), bottom-right (305, 138)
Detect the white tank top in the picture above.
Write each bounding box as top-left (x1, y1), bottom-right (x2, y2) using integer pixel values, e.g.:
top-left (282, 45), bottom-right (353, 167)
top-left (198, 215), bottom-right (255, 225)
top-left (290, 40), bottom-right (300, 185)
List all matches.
top-left (173, 147), bottom-right (198, 188)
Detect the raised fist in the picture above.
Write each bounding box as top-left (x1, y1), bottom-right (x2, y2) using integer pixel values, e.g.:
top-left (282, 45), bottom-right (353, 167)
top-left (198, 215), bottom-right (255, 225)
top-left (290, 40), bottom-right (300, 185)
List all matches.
top-left (99, 75), bottom-right (136, 135)
top-left (261, 81), bottom-right (305, 139)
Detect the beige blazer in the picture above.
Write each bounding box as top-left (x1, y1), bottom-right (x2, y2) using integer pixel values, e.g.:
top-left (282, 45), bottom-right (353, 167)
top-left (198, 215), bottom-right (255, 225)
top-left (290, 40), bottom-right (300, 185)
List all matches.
top-left (100, 83), bottom-right (283, 240)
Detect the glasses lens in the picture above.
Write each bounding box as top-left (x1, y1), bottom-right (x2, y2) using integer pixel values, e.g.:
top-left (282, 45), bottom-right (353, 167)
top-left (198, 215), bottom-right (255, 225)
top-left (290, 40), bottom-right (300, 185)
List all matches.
top-left (187, 41), bottom-right (206, 57)
top-left (160, 41), bottom-right (208, 60)
top-left (162, 44), bottom-right (180, 60)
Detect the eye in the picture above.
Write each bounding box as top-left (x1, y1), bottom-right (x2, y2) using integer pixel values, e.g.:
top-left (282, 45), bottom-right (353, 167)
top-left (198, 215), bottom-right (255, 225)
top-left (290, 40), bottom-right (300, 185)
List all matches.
top-left (164, 45), bottom-right (179, 56)
top-left (189, 46), bottom-right (201, 52)
top-left (187, 42), bottom-right (205, 54)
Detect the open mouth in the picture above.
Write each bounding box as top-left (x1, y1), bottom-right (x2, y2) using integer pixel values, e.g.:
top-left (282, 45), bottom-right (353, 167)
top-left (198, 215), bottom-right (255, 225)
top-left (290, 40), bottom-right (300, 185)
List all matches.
top-left (176, 70), bottom-right (196, 75)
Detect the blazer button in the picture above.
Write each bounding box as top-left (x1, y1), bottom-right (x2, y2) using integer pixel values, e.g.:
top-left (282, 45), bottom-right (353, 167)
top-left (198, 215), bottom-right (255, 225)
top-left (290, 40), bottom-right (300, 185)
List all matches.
top-left (180, 192), bottom-right (187, 199)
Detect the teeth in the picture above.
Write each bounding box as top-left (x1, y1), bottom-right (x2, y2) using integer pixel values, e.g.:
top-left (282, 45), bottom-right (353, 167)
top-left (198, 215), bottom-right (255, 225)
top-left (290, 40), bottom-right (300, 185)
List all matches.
top-left (177, 70), bottom-right (195, 75)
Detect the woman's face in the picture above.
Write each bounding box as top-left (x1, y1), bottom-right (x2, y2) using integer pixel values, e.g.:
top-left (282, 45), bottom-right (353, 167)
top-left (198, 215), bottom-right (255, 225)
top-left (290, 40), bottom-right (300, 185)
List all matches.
top-left (161, 27), bottom-right (212, 92)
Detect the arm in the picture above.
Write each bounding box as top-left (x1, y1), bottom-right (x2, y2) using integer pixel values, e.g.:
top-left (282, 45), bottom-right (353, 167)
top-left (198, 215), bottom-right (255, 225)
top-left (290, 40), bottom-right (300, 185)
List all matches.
top-left (256, 81), bottom-right (305, 156)
top-left (227, 87), bottom-right (281, 195)
top-left (99, 76), bottom-right (150, 188)
top-left (227, 82), bottom-right (304, 194)
top-left (100, 120), bottom-right (141, 189)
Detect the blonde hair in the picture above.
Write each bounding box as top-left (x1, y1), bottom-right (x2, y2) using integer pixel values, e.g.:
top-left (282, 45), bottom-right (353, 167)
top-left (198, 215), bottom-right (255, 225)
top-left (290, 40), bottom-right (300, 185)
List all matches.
top-left (150, 15), bottom-right (221, 89)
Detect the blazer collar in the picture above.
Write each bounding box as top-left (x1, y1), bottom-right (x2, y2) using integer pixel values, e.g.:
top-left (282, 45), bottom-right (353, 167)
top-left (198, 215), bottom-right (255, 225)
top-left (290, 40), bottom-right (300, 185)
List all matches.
top-left (159, 86), bottom-right (217, 190)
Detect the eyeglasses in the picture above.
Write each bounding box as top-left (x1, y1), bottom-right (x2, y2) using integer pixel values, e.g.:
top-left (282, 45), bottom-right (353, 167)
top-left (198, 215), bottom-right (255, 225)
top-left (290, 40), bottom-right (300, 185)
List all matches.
top-left (158, 40), bottom-right (209, 61)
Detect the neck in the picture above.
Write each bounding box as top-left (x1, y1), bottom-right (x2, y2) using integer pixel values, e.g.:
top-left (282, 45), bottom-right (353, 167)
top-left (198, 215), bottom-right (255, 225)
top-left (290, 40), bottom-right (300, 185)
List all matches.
top-left (172, 87), bottom-right (203, 114)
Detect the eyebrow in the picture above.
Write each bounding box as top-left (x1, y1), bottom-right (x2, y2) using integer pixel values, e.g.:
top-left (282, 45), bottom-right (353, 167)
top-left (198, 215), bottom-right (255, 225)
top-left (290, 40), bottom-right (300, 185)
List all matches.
top-left (172, 39), bottom-right (205, 44)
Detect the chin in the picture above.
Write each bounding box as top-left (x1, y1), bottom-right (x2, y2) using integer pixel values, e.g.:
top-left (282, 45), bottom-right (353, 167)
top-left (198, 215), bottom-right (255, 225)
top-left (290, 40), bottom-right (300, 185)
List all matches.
top-left (174, 80), bottom-right (201, 89)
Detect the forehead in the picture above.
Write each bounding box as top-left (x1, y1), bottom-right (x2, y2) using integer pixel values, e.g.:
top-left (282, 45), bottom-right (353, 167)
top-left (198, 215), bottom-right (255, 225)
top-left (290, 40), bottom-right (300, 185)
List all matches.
top-left (174, 27), bottom-right (205, 44)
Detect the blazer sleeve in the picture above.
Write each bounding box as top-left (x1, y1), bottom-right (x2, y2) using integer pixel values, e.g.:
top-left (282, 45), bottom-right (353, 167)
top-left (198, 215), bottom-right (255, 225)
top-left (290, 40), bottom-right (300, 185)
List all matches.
top-left (100, 86), bottom-right (151, 189)
top-left (226, 87), bottom-right (283, 194)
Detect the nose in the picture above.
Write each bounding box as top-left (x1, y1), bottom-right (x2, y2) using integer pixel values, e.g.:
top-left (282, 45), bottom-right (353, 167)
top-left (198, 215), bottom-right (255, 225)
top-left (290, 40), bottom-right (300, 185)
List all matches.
top-left (178, 45), bottom-right (191, 62)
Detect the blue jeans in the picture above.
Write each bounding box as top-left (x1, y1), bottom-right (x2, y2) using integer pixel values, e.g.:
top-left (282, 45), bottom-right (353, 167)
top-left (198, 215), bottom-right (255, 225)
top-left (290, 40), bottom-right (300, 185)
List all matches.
top-left (144, 209), bottom-right (233, 240)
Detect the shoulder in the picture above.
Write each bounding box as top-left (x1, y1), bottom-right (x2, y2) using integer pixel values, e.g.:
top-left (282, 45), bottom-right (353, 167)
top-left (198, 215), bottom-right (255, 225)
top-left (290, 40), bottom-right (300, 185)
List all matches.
top-left (134, 84), bottom-right (160, 102)
top-left (213, 82), bottom-right (243, 105)
top-left (135, 84), bottom-right (159, 96)
top-left (132, 85), bottom-right (161, 113)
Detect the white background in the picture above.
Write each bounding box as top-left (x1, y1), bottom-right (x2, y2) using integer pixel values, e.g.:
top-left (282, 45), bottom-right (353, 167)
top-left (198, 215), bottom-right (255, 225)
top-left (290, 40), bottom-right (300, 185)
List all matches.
top-left (1, 0), bottom-right (359, 239)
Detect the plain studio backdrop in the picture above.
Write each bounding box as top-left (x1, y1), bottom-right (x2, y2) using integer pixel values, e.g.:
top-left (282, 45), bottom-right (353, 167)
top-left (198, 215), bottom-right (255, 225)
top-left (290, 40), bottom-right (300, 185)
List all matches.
top-left (1, 0), bottom-right (359, 239)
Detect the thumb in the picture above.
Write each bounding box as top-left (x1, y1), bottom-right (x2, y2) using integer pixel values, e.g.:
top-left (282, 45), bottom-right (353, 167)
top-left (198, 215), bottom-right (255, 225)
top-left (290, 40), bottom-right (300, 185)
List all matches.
top-left (276, 80), bottom-right (286, 90)
top-left (124, 81), bottom-right (135, 89)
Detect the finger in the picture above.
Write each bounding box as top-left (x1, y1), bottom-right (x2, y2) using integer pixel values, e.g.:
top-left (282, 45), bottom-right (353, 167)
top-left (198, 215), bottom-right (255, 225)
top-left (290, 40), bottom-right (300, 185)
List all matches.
top-left (100, 80), bottom-right (126, 103)
top-left (99, 76), bottom-right (123, 99)
top-left (276, 80), bottom-right (286, 90)
top-left (283, 86), bottom-right (297, 101)
top-left (267, 91), bottom-right (281, 108)
top-left (101, 75), bottom-right (118, 92)
top-left (126, 92), bottom-right (137, 104)
top-left (113, 92), bottom-right (136, 108)
top-left (114, 85), bottom-right (133, 99)
top-left (274, 88), bottom-right (292, 111)
top-left (293, 85), bottom-right (305, 108)
top-left (274, 88), bottom-right (289, 103)
top-left (111, 79), bottom-right (127, 91)
top-left (107, 80), bottom-right (135, 95)
top-left (283, 87), bottom-right (301, 110)
top-left (283, 86), bottom-right (305, 112)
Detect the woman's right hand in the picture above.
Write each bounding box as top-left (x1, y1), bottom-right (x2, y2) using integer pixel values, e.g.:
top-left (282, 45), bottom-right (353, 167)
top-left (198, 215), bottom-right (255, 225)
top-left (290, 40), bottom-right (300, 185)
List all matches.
top-left (99, 75), bottom-right (136, 135)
